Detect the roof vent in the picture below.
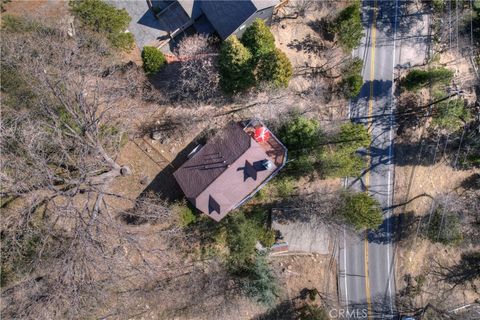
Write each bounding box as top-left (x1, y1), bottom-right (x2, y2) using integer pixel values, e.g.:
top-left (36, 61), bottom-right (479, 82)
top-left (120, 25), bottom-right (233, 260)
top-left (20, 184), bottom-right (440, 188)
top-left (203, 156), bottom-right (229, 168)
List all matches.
top-left (262, 159), bottom-right (273, 170)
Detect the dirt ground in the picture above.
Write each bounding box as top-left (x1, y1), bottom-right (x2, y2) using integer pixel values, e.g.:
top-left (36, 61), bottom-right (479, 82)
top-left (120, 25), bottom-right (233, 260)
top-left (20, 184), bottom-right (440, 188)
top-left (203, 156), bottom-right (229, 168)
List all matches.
top-left (390, 0), bottom-right (480, 310)
top-left (393, 50), bottom-right (479, 315)
top-left (3, 0), bottom-right (69, 18)
top-left (271, 253), bottom-right (340, 311)
top-left (393, 131), bottom-right (480, 311)
top-left (271, 1), bottom-right (350, 132)
top-left (438, 51), bottom-right (479, 104)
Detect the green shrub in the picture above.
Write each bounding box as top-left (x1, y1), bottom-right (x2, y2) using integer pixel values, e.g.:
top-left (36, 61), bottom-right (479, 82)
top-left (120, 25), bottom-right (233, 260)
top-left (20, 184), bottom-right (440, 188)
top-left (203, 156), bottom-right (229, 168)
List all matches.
top-left (333, 1), bottom-right (364, 51)
top-left (337, 122), bottom-right (370, 152)
top-left (340, 191), bottom-right (383, 230)
top-left (225, 213), bottom-right (259, 267)
top-left (285, 153), bottom-right (316, 176)
top-left (319, 122), bottom-right (370, 178)
top-left (341, 73), bottom-right (363, 98)
top-left (141, 46), bottom-right (166, 74)
top-left (69, 0), bottom-right (134, 50)
top-left (432, 0), bottom-right (445, 12)
top-left (241, 18), bottom-right (275, 59)
top-left (341, 58), bottom-right (363, 98)
top-left (220, 19), bottom-right (292, 92)
top-left (279, 119), bottom-right (371, 179)
top-left (320, 148), bottom-right (365, 178)
top-left (274, 176), bottom-right (296, 198)
top-left (255, 188), bottom-right (268, 202)
top-left (219, 36), bottom-right (254, 93)
top-left (432, 97), bottom-right (471, 132)
top-left (258, 229), bottom-right (276, 248)
top-left (110, 32), bottom-right (135, 51)
top-left (241, 253), bottom-right (280, 307)
top-left (278, 115), bottom-right (321, 151)
top-left (257, 48), bottom-right (293, 88)
top-left (177, 205), bottom-right (196, 227)
top-left (425, 208), bottom-right (463, 245)
top-left (401, 68), bottom-right (454, 91)
top-left (278, 115), bottom-right (322, 177)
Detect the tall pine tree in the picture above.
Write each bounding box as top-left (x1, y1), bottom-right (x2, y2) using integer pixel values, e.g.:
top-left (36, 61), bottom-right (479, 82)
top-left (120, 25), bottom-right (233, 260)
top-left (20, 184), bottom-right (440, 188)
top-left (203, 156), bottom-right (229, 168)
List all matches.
top-left (218, 36), bottom-right (254, 94)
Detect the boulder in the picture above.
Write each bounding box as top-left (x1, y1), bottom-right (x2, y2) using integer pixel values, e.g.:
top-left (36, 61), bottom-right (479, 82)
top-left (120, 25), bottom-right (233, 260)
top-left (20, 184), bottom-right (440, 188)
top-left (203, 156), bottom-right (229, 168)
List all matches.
top-left (120, 166), bottom-right (132, 176)
top-left (151, 131), bottom-right (162, 140)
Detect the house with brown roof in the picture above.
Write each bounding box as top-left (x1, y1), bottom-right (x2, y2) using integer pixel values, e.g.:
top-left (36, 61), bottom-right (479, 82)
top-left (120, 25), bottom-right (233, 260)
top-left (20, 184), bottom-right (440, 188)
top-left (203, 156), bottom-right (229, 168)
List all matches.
top-left (173, 120), bottom-right (287, 221)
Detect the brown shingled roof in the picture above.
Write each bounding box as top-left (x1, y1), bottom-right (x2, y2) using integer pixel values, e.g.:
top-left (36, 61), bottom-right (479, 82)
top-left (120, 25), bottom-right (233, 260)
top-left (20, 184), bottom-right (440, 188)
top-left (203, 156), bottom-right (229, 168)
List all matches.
top-left (173, 122), bottom-right (287, 221)
top-left (173, 124), bottom-right (251, 200)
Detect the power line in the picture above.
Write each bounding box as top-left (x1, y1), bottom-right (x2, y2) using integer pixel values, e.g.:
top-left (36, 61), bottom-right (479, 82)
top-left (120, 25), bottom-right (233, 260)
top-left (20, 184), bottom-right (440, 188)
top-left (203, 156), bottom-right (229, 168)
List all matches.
top-left (449, 0), bottom-right (452, 49)
top-left (456, 0), bottom-right (459, 51)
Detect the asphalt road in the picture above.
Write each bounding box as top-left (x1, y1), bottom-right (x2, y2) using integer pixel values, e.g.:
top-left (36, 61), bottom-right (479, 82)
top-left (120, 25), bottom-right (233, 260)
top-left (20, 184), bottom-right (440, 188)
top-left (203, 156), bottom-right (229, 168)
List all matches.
top-left (338, 1), bottom-right (400, 319)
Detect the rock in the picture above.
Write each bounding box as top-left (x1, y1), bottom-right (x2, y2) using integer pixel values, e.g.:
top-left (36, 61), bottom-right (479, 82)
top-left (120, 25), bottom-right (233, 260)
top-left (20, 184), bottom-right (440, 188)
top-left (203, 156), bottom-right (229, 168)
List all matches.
top-left (120, 166), bottom-right (131, 176)
top-left (287, 265), bottom-right (292, 270)
top-left (160, 137), bottom-right (171, 144)
top-left (151, 131), bottom-right (162, 140)
top-left (140, 176), bottom-right (149, 185)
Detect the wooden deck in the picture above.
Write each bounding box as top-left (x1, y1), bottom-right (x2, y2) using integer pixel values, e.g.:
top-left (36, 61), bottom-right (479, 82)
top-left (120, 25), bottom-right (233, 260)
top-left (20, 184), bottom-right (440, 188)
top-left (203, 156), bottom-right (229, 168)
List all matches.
top-left (244, 127), bottom-right (286, 167)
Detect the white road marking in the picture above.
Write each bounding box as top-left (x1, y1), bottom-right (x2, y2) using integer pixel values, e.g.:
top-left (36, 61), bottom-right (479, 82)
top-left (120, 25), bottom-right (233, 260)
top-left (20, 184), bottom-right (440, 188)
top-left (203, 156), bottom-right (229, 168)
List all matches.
top-left (386, 0), bottom-right (399, 315)
top-left (343, 227), bottom-right (349, 311)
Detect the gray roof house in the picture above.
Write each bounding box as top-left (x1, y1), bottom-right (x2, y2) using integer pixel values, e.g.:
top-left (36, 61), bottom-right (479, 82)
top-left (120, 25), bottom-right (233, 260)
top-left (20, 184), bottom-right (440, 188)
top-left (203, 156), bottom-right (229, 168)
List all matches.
top-left (173, 121), bottom-right (287, 222)
top-left (110, 0), bottom-right (279, 50)
top-left (194, 0), bottom-right (278, 40)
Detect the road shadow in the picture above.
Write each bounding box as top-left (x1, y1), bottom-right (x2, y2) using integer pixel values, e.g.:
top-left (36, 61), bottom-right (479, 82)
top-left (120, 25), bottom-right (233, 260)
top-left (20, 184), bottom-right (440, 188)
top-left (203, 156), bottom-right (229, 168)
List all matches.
top-left (350, 80), bottom-right (394, 126)
top-left (362, 0), bottom-right (428, 40)
top-left (352, 79), bottom-right (393, 105)
top-left (367, 215), bottom-right (399, 245)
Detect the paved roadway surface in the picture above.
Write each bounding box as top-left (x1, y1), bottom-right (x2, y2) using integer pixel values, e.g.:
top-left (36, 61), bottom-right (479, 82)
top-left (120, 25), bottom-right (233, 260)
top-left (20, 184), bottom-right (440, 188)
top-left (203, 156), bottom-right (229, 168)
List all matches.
top-left (339, 0), bottom-right (402, 319)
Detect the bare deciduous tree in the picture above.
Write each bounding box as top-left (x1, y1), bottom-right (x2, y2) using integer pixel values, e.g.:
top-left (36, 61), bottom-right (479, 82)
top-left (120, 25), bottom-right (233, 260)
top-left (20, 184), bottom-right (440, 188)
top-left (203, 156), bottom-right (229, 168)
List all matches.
top-left (0, 16), bottom-right (195, 319)
top-left (175, 34), bottom-right (220, 104)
